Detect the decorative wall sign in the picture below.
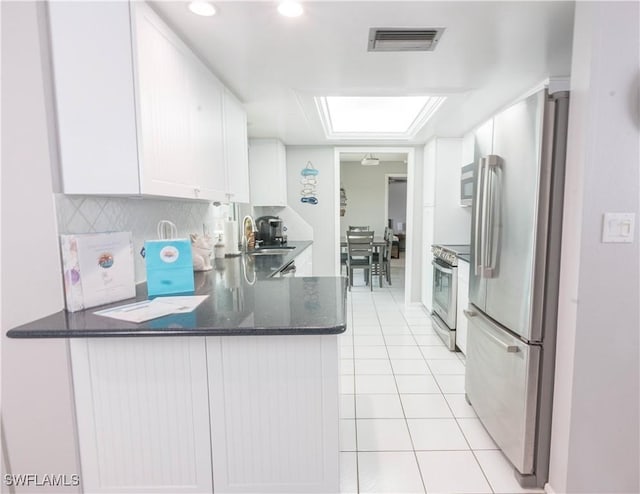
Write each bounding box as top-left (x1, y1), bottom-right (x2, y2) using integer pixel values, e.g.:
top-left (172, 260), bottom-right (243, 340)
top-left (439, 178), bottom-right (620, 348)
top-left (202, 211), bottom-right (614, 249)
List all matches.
top-left (300, 161), bottom-right (318, 205)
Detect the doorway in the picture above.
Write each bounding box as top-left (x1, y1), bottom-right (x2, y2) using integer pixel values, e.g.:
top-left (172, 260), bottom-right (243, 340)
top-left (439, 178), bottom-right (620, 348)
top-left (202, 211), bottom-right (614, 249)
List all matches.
top-left (335, 148), bottom-right (415, 305)
top-left (385, 174), bottom-right (408, 266)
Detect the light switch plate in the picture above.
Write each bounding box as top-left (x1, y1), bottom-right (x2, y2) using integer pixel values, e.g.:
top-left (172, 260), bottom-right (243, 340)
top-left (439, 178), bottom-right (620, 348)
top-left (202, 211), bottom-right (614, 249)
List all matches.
top-left (602, 212), bottom-right (635, 243)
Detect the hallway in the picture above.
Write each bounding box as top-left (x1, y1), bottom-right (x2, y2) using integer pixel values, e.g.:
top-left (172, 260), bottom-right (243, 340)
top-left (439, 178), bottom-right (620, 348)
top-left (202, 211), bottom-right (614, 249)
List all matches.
top-left (337, 262), bottom-right (542, 494)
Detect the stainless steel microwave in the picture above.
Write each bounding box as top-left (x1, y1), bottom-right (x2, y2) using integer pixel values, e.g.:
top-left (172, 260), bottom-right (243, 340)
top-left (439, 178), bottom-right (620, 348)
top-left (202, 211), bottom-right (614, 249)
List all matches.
top-left (460, 163), bottom-right (474, 206)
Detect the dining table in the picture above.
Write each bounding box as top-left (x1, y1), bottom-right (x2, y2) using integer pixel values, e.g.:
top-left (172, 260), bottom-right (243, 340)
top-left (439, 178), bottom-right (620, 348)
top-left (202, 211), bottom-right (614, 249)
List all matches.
top-left (339, 236), bottom-right (387, 250)
top-left (340, 236), bottom-right (388, 287)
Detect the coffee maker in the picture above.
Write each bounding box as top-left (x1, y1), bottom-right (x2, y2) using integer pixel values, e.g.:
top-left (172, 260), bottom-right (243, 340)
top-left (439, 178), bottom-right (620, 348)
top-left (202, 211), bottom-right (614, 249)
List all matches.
top-left (255, 216), bottom-right (286, 246)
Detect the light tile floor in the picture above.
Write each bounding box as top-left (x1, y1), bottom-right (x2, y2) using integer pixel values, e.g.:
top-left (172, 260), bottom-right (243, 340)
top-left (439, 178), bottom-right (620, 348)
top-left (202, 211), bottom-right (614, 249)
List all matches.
top-left (339, 260), bottom-right (544, 494)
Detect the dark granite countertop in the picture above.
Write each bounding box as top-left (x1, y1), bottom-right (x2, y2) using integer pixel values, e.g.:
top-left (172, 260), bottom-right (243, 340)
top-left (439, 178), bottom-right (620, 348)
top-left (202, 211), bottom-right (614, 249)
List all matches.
top-left (7, 241), bottom-right (348, 339)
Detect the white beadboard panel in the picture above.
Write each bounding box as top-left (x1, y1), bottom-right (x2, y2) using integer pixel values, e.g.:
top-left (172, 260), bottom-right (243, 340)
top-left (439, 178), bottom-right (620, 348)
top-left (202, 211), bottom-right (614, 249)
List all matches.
top-left (207, 335), bottom-right (340, 493)
top-left (55, 194), bottom-right (214, 282)
top-left (70, 337), bottom-right (213, 493)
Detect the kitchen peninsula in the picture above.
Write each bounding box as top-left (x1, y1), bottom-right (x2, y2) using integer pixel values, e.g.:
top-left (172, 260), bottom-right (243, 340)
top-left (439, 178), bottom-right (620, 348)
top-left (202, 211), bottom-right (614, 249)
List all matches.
top-left (7, 242), bottom-right (346, 494)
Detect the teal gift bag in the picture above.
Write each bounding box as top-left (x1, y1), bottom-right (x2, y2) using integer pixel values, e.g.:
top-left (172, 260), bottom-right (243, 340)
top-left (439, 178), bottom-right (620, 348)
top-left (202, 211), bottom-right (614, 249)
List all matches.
top-left (144, 239), bottom-right (195, 298)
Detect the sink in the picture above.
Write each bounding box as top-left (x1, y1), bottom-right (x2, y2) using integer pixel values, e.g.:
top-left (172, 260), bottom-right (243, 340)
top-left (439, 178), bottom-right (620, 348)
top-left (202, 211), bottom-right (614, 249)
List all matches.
top-left (255, 245), bottom-right (295, 250)
top-left (248, 248), bottom-right (295, 256)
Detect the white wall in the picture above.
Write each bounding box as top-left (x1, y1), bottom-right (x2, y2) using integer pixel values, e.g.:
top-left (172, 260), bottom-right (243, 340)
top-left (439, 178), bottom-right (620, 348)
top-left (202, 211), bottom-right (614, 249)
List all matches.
top-left (285, 147), bottom-right (336, 275)
top-left (549, 2), bottom-right (639, 493)
top-left (1, 2), bottom-right (81, 490)
top-left (406, 149), bottom-right (424, 305)
top-left (340, 161), bottom-right (407, 235)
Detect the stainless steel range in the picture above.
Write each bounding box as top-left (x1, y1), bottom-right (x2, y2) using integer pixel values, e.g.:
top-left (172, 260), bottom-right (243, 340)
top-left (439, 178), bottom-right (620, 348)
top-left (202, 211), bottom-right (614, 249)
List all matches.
top-left (431, 244), bottom-right (469, 351)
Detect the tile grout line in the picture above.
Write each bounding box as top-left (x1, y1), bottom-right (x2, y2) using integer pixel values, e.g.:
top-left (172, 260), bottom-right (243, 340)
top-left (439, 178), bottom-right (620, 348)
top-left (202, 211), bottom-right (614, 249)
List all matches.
top-left (417, 331), bottom-right (497, 494)
top-left (375, 295), bottom-right (429, 494)
top-left (348, 264), bottom-right (408, 493)
top-left (348, 292), bottom-right (361, 494)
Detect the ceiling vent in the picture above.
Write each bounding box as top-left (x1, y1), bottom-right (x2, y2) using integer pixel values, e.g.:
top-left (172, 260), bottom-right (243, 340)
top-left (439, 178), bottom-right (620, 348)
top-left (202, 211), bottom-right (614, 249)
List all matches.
top-left (368, 27), bottom-right (445, 52)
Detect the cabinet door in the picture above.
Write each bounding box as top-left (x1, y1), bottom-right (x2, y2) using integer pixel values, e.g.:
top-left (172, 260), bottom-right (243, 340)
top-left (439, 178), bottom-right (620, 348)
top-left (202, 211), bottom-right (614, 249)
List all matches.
top-left (134, 3), bottom-right (225, 200)
top-left (248, 139), bottom-right (287, 206)
top-left (421, 206), bottom-right (435, 310)
top-left (422, 140), bottom-right (436, 207)
top-left (189, 63), bottom-right (227, 201)
top-left (207, 335), bottom-right (339, 493)
top-left (456, 260), bottom-right (470, 355)
top-left (223, 89), bottom-right (250, 203)
top-left (70, 337), bottom-right (213, 493)
top-left (48, 1), bottom-right (140, 194)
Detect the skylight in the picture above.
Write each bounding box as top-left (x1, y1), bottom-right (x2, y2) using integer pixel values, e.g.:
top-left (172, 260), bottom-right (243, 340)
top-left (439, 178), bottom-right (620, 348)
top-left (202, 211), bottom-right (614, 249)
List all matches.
top-left (315, 95), bottom-right (446, 140)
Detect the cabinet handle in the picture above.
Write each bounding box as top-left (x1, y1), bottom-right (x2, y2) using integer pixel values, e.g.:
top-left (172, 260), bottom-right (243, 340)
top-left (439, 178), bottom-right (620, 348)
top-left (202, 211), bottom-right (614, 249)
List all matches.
top-left (194, 187), bottom-right (201, 197)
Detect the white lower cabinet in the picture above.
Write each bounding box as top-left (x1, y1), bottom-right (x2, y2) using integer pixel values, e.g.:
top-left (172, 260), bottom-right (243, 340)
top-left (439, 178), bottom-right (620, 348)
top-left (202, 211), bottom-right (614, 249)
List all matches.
top-left (207, 335), bottom-right (339, 493)
top-left (456, 259), bottom-right (470, 355)
top-left (70, 337), bottom-right (213, 493)
top-left (421, 206), bottom-right (435, 311)
top-left (70, 333), bottom-right (340, 494)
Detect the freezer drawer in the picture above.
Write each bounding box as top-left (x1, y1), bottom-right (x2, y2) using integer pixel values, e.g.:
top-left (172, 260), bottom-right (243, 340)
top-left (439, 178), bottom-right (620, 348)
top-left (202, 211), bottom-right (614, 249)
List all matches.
top-left (465, 305), bottom-right (540, 474)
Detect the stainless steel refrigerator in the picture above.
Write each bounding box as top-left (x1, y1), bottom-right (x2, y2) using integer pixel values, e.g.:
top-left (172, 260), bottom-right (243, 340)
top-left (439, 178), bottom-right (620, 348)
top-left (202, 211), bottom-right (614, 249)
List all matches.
top-left (465, 88), bottom-right (569, 488)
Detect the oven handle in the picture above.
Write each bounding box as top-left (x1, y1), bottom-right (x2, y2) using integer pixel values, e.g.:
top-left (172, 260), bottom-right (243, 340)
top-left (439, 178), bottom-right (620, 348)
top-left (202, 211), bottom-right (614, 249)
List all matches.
top-left (431, 260), bottom-right (453, 274)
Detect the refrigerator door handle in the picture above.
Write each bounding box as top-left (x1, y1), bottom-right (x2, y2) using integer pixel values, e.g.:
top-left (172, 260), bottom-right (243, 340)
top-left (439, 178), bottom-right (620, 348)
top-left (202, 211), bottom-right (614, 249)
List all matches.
top-left (480, 155), bottom-right (492, 277)
top-left (475, 156), bottom-right (487, 276)
top-left (484, 155), bottom-right (502, 278)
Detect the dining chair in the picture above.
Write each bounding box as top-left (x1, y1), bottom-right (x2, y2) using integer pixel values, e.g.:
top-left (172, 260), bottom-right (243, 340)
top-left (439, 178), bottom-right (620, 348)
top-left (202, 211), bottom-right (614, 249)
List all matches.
top-left (345, 225), bottom-right (370, 276)
top-left (346, 230), bottom-right (374, 291)
top-left (372, 228), bottom-right (393, 287)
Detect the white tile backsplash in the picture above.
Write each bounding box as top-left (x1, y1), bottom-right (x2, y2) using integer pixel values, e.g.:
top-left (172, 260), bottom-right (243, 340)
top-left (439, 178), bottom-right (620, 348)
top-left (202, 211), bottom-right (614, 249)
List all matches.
top-left (55, 195), bottom-right (215, 282)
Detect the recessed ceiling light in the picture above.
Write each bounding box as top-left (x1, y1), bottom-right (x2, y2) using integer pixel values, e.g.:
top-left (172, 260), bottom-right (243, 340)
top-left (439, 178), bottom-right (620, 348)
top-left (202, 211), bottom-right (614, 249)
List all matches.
top-left (278, 1), bottom-right (303, 17)
top-left (188, 1), bottom-right (216, 17)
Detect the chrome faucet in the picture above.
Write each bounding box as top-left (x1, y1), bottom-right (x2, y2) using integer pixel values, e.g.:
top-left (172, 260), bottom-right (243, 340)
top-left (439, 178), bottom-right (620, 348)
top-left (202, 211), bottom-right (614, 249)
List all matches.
top-left (242, 215), bottom-right (256, 251)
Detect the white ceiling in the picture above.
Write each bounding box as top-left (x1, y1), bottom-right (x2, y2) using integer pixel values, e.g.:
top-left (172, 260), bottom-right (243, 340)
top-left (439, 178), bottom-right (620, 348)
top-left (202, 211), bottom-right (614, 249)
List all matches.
top-left (150, 1), bottom-right (575, 146)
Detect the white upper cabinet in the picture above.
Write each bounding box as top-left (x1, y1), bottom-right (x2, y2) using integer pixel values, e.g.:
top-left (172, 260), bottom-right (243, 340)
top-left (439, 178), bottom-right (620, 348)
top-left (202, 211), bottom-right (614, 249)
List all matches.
top-left (48, 1), bottom-right (246, 202)
top-left (223, 89), bottom-right (250, 203)
top-left (48, 1), bottom-right (140, 195)
top-left (461, 133), bottom-right (476, 166)
top-left (134, 3), bottom-right (226, 200)
top-left (423, 140), bottom-right (437, 207)
top-left (248, 139), bottom-right (287, 206)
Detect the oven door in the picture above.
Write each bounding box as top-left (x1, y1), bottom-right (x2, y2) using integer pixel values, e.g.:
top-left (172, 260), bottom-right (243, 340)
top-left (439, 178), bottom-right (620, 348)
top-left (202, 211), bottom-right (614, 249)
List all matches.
top-left (432, 259), bottom-right (457, 329)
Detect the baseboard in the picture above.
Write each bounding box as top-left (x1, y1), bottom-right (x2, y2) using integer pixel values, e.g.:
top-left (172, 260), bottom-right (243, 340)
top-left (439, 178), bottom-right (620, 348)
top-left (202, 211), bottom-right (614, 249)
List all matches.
top-left (544, 482), bottom-right (558, 494)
